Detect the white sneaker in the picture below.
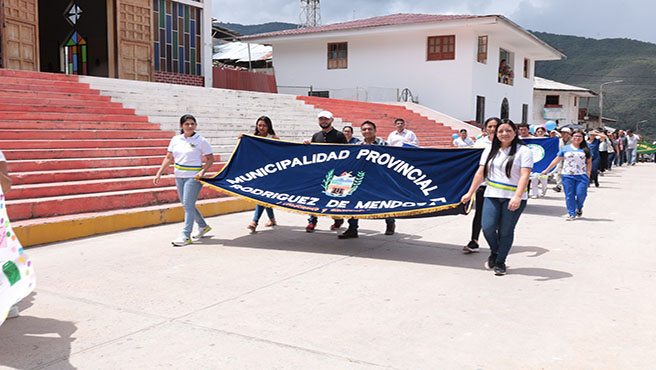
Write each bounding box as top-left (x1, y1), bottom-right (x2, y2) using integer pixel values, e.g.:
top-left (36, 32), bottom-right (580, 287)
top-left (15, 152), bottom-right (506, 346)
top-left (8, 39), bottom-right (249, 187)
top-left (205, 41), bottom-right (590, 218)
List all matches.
top-left (566, 215), bottom-right (576, 221)
top-left (172, 236), bottom-right (192, 247)
top-left (530, 195), bottom-right (538, 199)
top-left (193, 226), bottom-right (212, 239)
top-left (7, 305), bottom-right (19, 319)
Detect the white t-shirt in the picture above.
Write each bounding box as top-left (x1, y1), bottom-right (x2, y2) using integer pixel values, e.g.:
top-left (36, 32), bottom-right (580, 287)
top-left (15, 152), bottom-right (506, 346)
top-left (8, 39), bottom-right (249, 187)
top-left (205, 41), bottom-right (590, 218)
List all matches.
top-left (453, 137), bottom-right (474, 148)
top-left (480, 144), bottom-right (534, 200)
top-left (387, 129), bottom-right (419, 147)
top-left (474, 136), bottom-right (492, 148)
top-left (626, 135), bottom-right (639, 149)
top-left (558, 145), bottom-right (588, 176)
top-left (167, 133), bottom-right (213, 178)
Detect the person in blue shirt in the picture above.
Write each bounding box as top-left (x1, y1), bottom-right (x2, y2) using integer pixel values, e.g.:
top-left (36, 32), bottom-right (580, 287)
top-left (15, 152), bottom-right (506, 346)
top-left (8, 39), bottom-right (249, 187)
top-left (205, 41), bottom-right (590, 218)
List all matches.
top-left (585, 129), bottom-right (607, 187)
top-left (541, 130), bottom-right (592, 220)
top-left (342, 126), bottom-right (361, 144)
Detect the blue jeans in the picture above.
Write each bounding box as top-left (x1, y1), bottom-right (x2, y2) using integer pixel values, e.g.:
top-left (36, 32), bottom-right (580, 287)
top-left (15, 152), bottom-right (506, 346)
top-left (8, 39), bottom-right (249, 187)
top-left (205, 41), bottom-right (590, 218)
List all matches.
top-left (346, 217), bottom-right (395, 231)
top-left (253, 205), bottom-right (274, 222)
top-left (607, 153), bottom-right (615, 169)
top-left (481, 197), bottom-right (527, 264)
top-left (627, 147), bottom-right (637, 165)
top-left (175, 177), bottom-right (208, 237)
top-left (562, 174), bottom-right (589, 216)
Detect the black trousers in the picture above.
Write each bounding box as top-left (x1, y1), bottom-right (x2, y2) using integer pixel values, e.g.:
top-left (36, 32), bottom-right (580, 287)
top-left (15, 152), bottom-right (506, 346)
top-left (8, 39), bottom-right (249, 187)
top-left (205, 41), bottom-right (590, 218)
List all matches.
top-left (600, 151), bottom-right (609, 172)
top-left (470, 186), bottom-right (486, 241)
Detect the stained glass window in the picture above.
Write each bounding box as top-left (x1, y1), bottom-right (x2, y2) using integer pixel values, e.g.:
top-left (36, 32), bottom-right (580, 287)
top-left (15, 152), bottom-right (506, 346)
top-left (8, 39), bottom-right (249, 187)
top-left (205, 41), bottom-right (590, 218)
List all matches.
top-left (64, 31), bottom-right (87, 75)
top-left (65, 3), bottom-right (83, 26)
top-left (153, 0), bottom-right (202, 76)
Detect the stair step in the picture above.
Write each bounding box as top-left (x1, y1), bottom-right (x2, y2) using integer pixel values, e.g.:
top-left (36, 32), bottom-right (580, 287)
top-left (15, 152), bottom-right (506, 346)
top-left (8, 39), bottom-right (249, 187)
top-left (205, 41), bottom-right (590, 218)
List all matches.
top-left (0, 82), bottom-right (97, 95)
top-left (0, 68), bottom-right (79, 81)
top-left (0, 120), bottom-right (161, 130)
top-left (0, 95), bottom-right (124, 108)
top-left (0, 76), bottom-right (91, 88)
top-left (0, 111), bottom-right (149, 122)
top-left (11, 162), bottom-right (225, 184)
top-left (0, 103), bottom-right (135, 115)
top-left (0, 90), bottom-right (111, 102)
top-left (6, 186), bottom-right (224, 220)
top-left (3, 147), bottom-right (168, 160)
top-left (0, 138), bottom-right (171, 149)
top-left (0, 129), bottom-right (173, 140)
top-left (7, 156), bottom-right (166, 172)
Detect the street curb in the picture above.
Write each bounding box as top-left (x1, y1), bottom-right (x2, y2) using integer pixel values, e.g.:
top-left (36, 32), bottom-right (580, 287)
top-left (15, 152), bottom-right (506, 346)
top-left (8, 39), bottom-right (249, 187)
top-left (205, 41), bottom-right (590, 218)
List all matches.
top-left (14, 197), bottom-right (255, 247)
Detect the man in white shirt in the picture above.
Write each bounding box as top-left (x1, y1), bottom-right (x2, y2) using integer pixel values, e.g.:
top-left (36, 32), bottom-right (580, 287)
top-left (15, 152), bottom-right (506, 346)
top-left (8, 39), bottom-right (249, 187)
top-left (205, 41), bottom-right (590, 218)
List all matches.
top-left (387, 118), bottom-right (419, 147)
top-left (626, 130), bottom-right (639, 165)
top-left (453, 129), bottom-right (474, 147)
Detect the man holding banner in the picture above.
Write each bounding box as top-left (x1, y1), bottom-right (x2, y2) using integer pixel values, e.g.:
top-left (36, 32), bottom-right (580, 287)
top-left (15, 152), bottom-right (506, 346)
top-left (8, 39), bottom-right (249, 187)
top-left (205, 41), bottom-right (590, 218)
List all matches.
top-left (304, 111), bottom-right (347, 232)
top-left (339, 121), bottom-right (395, 239)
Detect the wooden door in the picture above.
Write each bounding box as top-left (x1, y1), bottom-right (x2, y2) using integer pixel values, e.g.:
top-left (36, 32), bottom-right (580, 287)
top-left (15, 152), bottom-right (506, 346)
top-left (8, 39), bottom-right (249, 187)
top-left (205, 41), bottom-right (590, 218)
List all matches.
top-left (0, 0), bottom-right (39, 71)
top-left (116, 0), bottom-right (152, 81)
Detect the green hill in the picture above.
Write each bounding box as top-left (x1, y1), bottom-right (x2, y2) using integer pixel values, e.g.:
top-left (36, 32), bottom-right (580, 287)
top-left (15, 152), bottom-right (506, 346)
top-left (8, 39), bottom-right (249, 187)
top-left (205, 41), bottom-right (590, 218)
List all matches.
top-left (532, 31), bottom-right (656, 141)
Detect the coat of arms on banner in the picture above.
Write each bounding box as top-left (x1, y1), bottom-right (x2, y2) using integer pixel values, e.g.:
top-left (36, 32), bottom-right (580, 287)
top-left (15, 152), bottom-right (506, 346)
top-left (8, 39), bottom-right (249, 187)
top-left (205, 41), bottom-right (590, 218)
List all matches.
top-left (527, 144), bottom-right (546, 163)
top-left (322, 170), bottom-right (365, 197)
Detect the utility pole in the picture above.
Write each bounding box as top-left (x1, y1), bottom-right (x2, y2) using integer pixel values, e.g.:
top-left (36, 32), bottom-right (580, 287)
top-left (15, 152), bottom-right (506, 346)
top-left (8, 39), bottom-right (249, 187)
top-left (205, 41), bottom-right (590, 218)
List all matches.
top-left (637, 119), bottom-right (647, 135)
top-left (598, 80), bottom-right (622, 129)
top-left (299, 0), bottom-right (321, 28)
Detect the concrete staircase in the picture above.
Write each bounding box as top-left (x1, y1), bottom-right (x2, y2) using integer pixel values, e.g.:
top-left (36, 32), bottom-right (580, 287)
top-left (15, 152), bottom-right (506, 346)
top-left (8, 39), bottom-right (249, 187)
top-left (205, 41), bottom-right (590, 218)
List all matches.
top-left (80, 76), bottom-right (335, 161)
top-left (297, 96), bottom-right (458, 146)
top-left (0, 69), bottom-right (238, 246)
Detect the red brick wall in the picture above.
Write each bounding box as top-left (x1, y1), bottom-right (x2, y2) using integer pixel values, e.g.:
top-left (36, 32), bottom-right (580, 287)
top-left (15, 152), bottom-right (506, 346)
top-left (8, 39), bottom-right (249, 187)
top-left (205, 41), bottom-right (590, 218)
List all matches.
top-left (153, 71), bottom-right (205, 87)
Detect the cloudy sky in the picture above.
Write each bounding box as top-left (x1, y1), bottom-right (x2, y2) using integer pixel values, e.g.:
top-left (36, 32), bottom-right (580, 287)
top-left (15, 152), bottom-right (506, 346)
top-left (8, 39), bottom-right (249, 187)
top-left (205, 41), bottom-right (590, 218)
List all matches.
top-left (211, 0), bottom-right (656, 44)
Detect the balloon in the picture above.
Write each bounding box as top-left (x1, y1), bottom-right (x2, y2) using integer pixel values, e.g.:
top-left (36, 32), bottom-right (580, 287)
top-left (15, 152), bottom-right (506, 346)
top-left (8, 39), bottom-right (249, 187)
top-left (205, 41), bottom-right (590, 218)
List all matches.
top-left (452, 133), bottom-right (459, 139)
top-left (545, 121), bottom-right (557, 131)
top-left (529, 125), bottom-right (536, 134)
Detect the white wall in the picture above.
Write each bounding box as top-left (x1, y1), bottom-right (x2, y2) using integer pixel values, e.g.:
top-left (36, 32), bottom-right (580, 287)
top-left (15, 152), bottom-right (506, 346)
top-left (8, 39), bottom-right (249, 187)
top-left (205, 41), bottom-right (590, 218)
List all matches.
top-left (272, 25), bottom-right (538, 124)
top-left (532, 91), bottom-right (581, 127)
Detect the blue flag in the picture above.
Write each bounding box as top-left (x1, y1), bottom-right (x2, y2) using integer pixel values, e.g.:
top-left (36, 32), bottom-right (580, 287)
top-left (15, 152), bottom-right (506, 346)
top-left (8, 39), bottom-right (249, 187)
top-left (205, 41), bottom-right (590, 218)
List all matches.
top-left (521, 137), bottom-right (559, 174)
top-left (201, 135), bottom-right (483, 219)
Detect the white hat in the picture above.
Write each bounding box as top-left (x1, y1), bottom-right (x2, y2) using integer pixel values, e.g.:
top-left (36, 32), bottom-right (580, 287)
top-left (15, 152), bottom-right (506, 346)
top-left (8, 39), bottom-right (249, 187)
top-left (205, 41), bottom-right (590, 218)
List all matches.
top-left (560, 127), bottom-right (571, 133)
top-left (317, 111), bottom-right (333, 119)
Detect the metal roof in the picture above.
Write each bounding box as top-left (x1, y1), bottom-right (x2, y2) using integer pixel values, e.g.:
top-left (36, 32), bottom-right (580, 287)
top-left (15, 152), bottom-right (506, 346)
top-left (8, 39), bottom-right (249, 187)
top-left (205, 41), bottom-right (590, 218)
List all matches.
top-left (213, 42), bottom-right (272, 62)
top-left (534, 77), bottom-right (598, 97)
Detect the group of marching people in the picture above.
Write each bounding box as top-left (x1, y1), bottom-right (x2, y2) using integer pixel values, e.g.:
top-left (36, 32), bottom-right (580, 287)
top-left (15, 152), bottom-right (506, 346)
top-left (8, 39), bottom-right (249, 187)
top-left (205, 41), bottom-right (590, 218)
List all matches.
top-left (153, 112), bottom-right (639, 277)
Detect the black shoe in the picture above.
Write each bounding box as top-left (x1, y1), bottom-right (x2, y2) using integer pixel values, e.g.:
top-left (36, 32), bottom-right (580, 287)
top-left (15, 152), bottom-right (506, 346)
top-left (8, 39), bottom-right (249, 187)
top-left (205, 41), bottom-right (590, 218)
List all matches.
top-left (494, 261), bottom-right (507, 276)
top-left (329, 219), bottom-right (344, 230)
top-left (463, 240), bottom-right (480, 253)
top-left (576, 209), bottom-right (583, 218)
top-left (487, 253), bottom-right (498, 269)
top-left (384, 224), bottom-right (395, 235)
top-left (594, 181), bottom-right (599, 187)
top-left (338, 229), bottom-right (358, 239)
top-left (553, 185), bottom-right (562, 192)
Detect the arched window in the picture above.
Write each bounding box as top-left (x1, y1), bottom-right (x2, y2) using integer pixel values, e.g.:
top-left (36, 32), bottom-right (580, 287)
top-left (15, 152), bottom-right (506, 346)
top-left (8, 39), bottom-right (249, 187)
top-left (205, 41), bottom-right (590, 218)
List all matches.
top-left (500, 98), bottom-right (509, 120)
top-left (63, 31), bottom-right (87, 75)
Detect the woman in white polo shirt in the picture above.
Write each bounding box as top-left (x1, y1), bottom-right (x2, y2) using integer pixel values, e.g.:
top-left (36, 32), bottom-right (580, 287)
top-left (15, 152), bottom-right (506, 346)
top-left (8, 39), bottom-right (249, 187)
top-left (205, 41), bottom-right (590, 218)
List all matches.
top-left (461, 119), bottom-right (533, 275)
top-left (154, 114), bottom-right (214, 246)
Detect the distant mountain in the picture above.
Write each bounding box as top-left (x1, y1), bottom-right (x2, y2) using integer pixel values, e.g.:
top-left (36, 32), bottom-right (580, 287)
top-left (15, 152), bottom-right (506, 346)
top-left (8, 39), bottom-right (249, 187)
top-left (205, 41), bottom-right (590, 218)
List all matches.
top-left (533, 31), bottom-right (656, 139)
top-left (216, 22), bottom-right (298, 36)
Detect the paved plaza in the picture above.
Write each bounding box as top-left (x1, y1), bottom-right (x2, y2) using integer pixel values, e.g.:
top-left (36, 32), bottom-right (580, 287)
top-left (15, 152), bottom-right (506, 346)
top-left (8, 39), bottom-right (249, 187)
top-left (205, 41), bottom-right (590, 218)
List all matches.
top-left (1, 164), bottom-right (655, 370)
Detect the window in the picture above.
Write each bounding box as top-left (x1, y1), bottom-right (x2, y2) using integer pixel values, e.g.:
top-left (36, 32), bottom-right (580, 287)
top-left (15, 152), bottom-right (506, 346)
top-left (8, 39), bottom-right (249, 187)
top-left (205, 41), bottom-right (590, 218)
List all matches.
top-left (545, 95), bottom-right (560, 106)
top-left (427, 35), bottom-right (455, 61)
top-left (498, 49), bottom-right (513, 85)
top-left (574, 97), bottom-right (578, 106)
top-left (327, 42), bottom-right (347, 69)
top-left (523, 58), bottom-right (530, 78)
top-left (309, 90), bottom-right (329, 98)
top-left (522, 104), bottom-right (528, 123)
top-left (477, 36), bottom-right (488, 64)
top-left (476, 96), bottom-right (486, 124)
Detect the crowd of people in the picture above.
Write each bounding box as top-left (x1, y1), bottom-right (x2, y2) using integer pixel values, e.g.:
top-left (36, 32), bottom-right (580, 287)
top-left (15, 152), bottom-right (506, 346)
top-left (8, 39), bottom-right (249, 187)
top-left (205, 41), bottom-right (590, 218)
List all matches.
top-left (149, 112), bottom-right (647, 277)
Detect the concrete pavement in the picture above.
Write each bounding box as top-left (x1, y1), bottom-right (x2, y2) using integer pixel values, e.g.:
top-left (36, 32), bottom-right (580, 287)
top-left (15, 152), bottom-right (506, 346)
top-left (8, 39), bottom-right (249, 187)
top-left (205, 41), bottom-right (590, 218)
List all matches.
top-left (1, 163), bottom-right (655, 369)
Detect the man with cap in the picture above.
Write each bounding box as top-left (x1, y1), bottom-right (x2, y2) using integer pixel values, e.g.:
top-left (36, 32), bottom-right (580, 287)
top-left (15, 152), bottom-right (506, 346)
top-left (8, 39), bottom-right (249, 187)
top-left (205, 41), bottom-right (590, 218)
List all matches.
top-left (304, 111), bottom-right (348, 232)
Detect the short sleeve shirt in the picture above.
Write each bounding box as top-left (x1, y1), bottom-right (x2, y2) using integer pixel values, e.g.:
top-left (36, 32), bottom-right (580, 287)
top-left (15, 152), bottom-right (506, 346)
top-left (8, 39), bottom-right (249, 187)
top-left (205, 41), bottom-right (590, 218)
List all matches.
top-left (587, 138), bottom-right (600, 160)
top-left (167, 133), bottom-right (213, 178)
top-left (453, 137), bottom-right (474, 148)
top-left (481, 144), bottom-right (533, 200)
top-left (311, 128), bottom-right (347, 144)
top-left (387, 129), bottom-right (419, 147)
top-left (557, 145), bottom-right (588, 176)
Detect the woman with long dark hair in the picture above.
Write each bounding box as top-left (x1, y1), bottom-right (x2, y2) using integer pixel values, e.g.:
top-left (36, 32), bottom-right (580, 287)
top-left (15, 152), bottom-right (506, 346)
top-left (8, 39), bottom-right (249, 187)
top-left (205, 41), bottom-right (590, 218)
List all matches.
top-left (541, 130), bottom-right (591, 220)
top-left (247, 116), bottom-right (280, 233)
top-left (461, 119), bottom-right (533, 275)
top-left (154, 114), bottom-right (215, 246)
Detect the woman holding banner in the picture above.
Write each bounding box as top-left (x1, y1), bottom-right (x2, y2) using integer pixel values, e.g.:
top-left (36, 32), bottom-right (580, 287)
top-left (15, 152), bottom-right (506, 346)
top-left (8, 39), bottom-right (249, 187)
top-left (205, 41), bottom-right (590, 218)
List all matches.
top-left (541, 130), bottom-right (591, 221)
top-left (154, 114), bottom-right (214, 247)
top-left (461, 120), bottom-right (533, 275)
top-left (247, 116), bottom-right (280, 233)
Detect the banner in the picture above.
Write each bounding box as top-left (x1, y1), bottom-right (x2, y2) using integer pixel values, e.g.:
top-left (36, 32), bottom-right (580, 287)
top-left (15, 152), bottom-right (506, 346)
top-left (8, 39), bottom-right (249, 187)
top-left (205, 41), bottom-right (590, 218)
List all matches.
top-left (201, 135), bottom-right (483, 219)
top-left (1, 191), bottom-right (35, 325)
top-left (637, 141), bottom-right (656, 154)
top-left (522, 137), bottom-right (560, 174)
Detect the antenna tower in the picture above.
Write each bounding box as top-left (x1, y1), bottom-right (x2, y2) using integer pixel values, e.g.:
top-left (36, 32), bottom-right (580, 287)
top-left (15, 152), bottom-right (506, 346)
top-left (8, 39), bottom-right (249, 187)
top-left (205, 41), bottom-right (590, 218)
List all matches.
top-left (299, 0), bottom-right (321, 28)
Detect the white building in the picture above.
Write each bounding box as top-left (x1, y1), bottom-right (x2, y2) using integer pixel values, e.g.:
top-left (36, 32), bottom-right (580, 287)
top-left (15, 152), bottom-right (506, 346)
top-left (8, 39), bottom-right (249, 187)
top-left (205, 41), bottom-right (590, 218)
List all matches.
top-left (533, 77), bottom-right (598, 128)
top-left (244, 14), bottom-right (565, 124)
